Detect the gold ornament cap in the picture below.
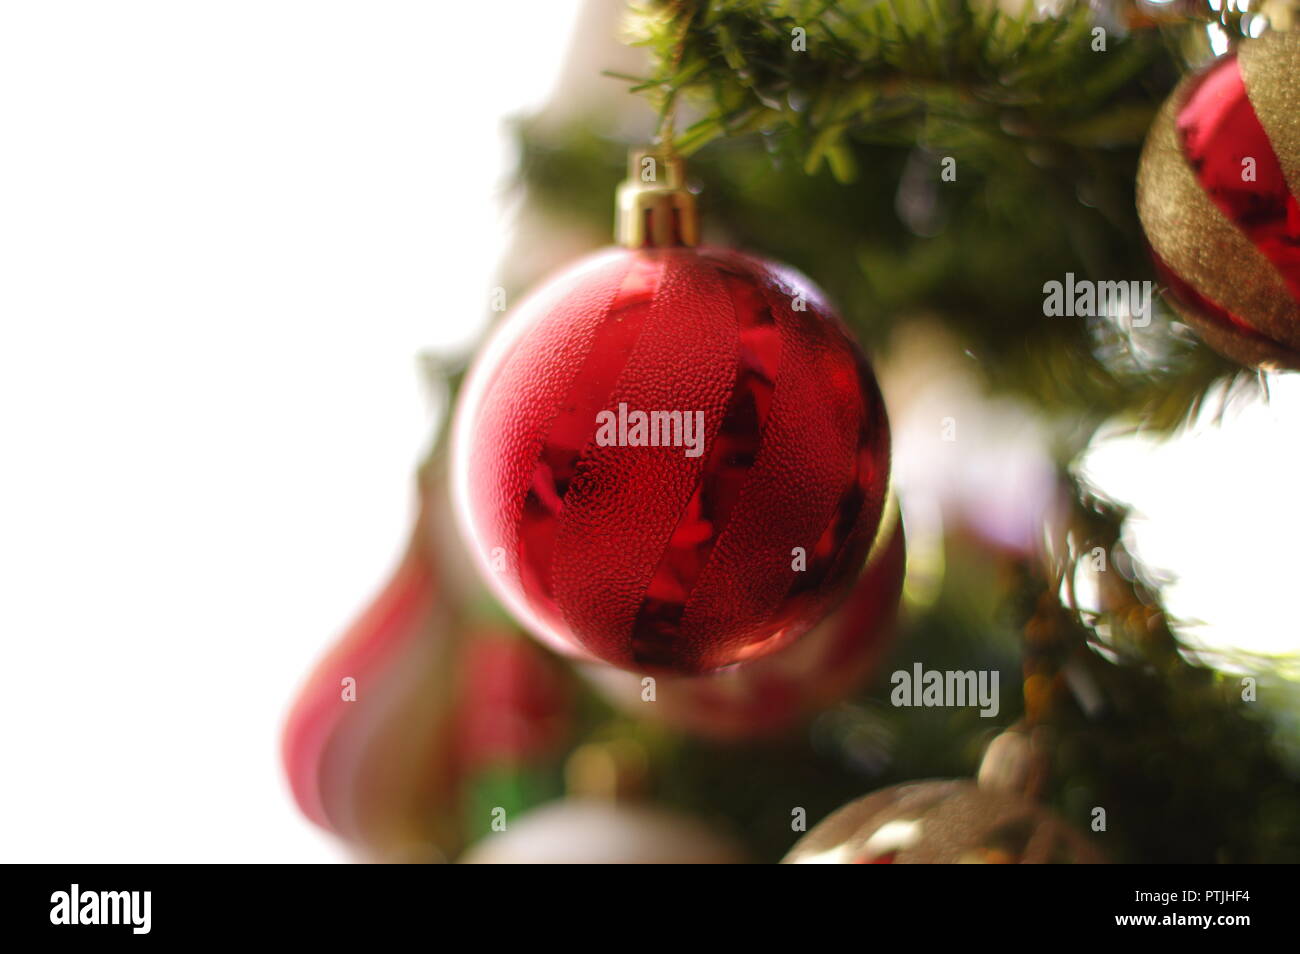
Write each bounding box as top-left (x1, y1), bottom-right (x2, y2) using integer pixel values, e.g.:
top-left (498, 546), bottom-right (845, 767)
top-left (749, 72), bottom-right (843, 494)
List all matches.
top-left (615, 148), bottom-right (698, 249)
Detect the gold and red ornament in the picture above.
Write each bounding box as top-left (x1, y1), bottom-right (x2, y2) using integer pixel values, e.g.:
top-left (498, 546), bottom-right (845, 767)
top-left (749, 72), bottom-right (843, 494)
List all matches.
top-left (452, 149), bottom-right (892, 675)
top-left (1137, 27), bottom-right (1300, 369)
top-left (581, 503), bottom-right (905, 740)
top-left (781, 778), bottom-right (1105, 865)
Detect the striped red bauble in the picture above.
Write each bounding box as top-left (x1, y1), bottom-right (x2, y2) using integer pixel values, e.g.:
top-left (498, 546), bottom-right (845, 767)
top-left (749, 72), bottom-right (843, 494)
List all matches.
top-left (580, 507), bottom-right (904, 737)
top-left (452, 152), bottom-right (891, 674)
top-left (1137, 29), bottom-right (1300, 369)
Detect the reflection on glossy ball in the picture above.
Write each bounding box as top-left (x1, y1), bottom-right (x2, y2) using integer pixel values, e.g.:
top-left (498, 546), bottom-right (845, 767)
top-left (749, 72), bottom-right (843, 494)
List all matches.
top-left (453, 246), bottom-right (890, 673)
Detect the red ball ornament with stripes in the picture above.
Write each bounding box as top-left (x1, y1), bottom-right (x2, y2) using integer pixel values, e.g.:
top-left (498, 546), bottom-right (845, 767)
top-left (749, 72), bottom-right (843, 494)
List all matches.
top-left (1137, 31), bottom-right (1300, 369)
top-left (452, 219), bottom-right (890, 674)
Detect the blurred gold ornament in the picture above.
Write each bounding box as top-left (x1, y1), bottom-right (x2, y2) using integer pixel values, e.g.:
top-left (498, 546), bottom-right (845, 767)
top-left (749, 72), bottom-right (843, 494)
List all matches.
top-left (1258, 0), bottom-right (1300, 32)
top-left (977, 724), bottom-right (1051, 799)
top-left (782, 779), bottom-right (1105, 864)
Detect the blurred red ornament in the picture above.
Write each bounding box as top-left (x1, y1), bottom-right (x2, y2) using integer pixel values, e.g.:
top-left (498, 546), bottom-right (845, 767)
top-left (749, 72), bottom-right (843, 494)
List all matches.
top-left (281, 479), bottom-right (461, 861)
top-left (453, 630), bottom-right (573, 775)
top-left (281, 465), bottom-right (576, 862)
top-left (582, 506), bottom-right (905, 739)
top-left (452, 151), bottom-right (891, 675)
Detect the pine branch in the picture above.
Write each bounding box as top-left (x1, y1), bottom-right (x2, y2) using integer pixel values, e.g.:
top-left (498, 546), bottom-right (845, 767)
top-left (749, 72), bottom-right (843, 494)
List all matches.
top-left (608, 0), bottom-right (1255, 436)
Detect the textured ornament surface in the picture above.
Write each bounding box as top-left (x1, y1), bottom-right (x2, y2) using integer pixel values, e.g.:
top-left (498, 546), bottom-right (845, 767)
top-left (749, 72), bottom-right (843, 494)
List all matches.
top-left (1137, 32), bottom-right (1300, 368)
top-left (453, 247), bottom-right (890, 673)
top-left (581, 505), bottom-right (905, 738)
top-left (782, 779), bottom-right (1105, 864)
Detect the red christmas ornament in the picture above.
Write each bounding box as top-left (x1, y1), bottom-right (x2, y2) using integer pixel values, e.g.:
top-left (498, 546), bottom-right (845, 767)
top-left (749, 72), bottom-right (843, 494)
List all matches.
top-left (281, 470), bottom-right (461, 859)
top-left (453, 150), bottom-right (891, 674)
top-left (281, 463), bottom-right (576, 861)
top-left (452, 629), bottom-right (573, 775)
top-left (581, 506), bottom-right (904, 739)
top-left (1137, 30), bottom-right (1300, 369)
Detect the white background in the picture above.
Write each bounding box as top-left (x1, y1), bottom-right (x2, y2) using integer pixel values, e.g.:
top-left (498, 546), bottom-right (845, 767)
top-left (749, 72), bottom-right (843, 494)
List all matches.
top-left (0, 1), bottom-right (582, 862)
top-left (4, 1), bottom-right (1296, 866)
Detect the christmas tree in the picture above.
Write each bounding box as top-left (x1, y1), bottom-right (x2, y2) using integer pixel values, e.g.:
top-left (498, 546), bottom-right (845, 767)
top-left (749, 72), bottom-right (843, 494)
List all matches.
top-left (285, 0), bottom-right (1300, 863)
